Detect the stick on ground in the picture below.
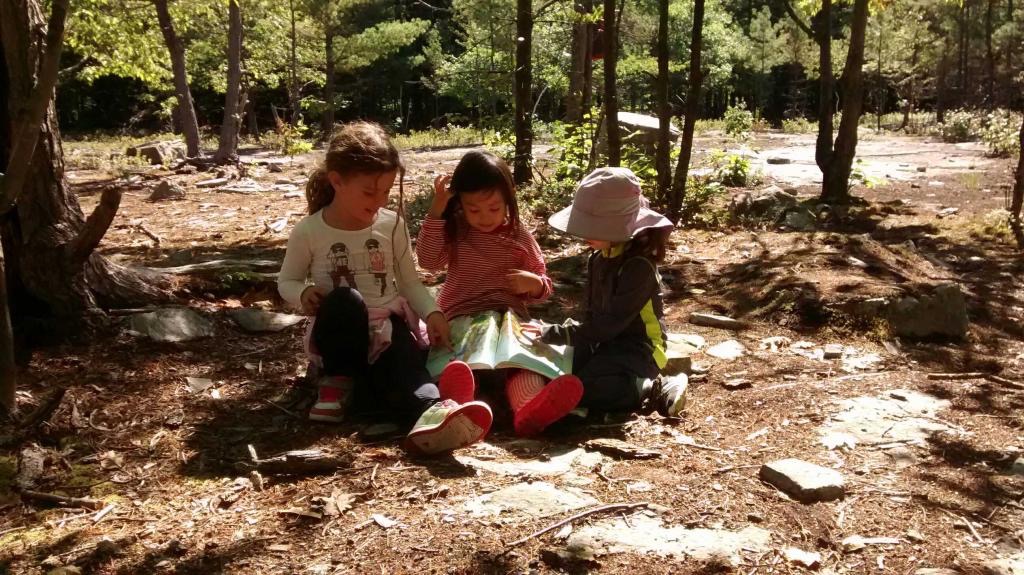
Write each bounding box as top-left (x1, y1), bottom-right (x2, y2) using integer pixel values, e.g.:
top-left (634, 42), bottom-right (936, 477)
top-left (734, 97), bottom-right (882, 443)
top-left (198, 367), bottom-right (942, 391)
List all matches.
top-left (20, 489), bottom-right (104, 510)
top-left (503, 502), bottom-right (652, 551)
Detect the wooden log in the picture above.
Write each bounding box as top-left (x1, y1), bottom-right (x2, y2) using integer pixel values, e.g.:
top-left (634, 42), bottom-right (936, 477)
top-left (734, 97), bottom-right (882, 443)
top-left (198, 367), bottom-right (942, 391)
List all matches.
top-left (21, 489), bottom-right (104, 510)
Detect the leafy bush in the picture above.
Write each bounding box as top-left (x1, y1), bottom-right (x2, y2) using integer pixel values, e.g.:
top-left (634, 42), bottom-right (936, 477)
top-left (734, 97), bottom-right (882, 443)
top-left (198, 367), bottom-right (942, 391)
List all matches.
top-left (723, 103), bottom-right (754, 139)
top-left (484, 129), bottom-right (516, 163)
top-left (706, 150), bottom-right (758, 187)
top-left (393, 125), bottom-right (482, 150)
top-left (266, 119), bottom-right (314, 157)
top-left (679, 176), bottom-right (728, 227)
top-left (938, 109), bottom-right (978, 143)
top-left (980, 110), bottom-right (1021, 157)
top-left (782, 117), bottom-right (815, 134)
top-left (849, 159), bottom-right (884, 190)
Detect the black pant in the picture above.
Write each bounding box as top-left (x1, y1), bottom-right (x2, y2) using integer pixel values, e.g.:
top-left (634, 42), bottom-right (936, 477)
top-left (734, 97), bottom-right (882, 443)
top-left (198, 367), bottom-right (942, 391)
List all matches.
top-left (573, 347), bottom-right (646, 412)
top-left (312, 287), bottom-right (438, 423)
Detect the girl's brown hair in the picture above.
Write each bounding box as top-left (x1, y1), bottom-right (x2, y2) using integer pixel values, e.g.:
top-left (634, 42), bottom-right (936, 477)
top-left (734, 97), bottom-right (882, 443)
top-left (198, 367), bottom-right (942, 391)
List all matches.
top-left (624, 227), bottom-right (671, 263)
top-left (441, 150), bottom-right (521, 242)
top-left (305, 121), bottom-right (404, 215)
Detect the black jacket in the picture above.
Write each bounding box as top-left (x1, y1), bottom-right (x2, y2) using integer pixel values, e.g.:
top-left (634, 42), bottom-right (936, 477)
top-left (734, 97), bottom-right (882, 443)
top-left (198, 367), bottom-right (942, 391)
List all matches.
top-left (542, 246), bottom-right (667, 378)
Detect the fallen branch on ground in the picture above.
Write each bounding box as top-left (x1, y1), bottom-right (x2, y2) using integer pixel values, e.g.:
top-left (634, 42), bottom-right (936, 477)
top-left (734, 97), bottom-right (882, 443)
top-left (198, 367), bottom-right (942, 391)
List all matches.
top-left (984, 374), bottom-right (1024, 391)
top-left (926, 372), bottom-right (988, 380)
top-left (502, 502), bottom-right (652, 551)
top-left (20, 489), bottom-right (104, 510)
top-left (237, 445), bottom-right (353, 476)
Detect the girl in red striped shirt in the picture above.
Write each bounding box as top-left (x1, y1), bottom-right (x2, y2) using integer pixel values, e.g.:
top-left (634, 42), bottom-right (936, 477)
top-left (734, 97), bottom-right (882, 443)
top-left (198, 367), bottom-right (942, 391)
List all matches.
top-left (417, 150), bottom-right (582, 436)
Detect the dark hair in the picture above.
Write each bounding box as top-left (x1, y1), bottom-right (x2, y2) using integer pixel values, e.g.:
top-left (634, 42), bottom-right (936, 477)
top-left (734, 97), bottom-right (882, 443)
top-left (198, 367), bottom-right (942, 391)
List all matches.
top-left (441, 150), bottom-right (520, 242)
top-left (305, 121), bottom-right (404, 215)
top-left (624, 227), bottom-right (671, 263)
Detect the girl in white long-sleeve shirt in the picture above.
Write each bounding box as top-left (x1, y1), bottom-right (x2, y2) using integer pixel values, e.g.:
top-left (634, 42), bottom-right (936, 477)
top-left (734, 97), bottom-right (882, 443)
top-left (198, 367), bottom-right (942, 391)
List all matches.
top-left (277, 121), bottom-right (492, 456)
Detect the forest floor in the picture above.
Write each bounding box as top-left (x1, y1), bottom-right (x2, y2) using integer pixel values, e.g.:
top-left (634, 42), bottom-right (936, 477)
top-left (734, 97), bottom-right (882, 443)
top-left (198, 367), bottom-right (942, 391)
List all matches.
top-left (1, 130), bottom-right (1023, 575)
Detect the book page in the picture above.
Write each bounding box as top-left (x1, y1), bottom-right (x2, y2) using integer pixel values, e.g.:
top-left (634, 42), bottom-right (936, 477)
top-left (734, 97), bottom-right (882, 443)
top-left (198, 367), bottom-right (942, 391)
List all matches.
top-left (494, 310), bottom-right (573, 380)
top-left (426, 311), bottom-right (501, 377)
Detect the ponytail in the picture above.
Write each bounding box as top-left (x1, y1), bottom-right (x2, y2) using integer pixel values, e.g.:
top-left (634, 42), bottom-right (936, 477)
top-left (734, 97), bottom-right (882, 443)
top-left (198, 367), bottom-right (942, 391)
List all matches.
top-left (305, 166), bottom-right (334, 215)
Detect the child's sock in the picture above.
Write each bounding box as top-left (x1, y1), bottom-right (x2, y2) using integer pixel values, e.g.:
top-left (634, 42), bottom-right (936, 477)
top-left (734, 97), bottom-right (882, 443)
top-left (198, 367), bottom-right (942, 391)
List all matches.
top-left (508, 371), bottom-right (584, 437)
top-left (506, 370), bottom-right (547, 411)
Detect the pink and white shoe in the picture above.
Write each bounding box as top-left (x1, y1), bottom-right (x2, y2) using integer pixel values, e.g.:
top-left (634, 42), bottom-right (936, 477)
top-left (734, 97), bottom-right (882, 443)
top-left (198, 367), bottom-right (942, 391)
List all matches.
top-left (438, 361), bottom-right (475, 404)
top-left (404, 399), bottom-right (492, 456)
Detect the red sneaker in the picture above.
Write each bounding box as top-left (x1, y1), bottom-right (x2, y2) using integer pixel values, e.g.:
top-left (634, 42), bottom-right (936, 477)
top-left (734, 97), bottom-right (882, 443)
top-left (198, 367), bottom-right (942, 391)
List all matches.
top-left (308, 376), bottom-right (353, 423)
top-left (513, 375), bottom-right (584, 437)
top-left (404, 399), bottom-right (493, 456)
top-left (438, 361), bottom-right (475, 404)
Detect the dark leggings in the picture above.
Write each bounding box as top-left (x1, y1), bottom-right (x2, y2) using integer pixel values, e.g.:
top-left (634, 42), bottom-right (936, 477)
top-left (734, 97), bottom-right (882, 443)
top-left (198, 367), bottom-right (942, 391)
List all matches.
top-left (573, 348), bottom-right (645, 412)
top-left (312, 287), bottom-right (438, 423)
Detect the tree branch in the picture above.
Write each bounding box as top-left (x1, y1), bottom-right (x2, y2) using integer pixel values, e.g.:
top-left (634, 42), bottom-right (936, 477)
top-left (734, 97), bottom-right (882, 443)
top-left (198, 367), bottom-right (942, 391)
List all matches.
top-left (534, 0), bottom-right (563, 18)
top-left (781, 0), bottom-right (814, 41)
top-left (67, 187), bottom-right (122, 269)
top-left (0, 0), bottom-right (71, 216)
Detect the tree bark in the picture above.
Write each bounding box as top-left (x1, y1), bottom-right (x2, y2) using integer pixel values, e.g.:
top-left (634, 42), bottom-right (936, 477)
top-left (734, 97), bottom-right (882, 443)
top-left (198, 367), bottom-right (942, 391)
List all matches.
top-left (565, 0), bottom-right (590, 123)
top-left (0, 239), bottom-right (14, 412)
top-left (936, 36), bottom-right (950, 124)
top-left (153, 0), bottom-right (201, 158)
top-left (322, 26), bottom-right (336, 138)
top-left (984, 0), bottom-right (995, 109)
top-left (814, 0), bottom-right (834, 176)
top-left (513, 0), bottom-right (533, 184)
top-left (654, 0), bottom-right (671, 202)
top-left (1012, 115), bottom-right (1024, 248)
top-left (602, 0), bottom-right (620, 166)
top-left (821, 0), bottom-right (869, 203)
top-left (214, 0), bottom-right (243, 164)
top-left (667, 0), bottom-right (705, 222)
top-left (288, 0), bottom-right (300, 124)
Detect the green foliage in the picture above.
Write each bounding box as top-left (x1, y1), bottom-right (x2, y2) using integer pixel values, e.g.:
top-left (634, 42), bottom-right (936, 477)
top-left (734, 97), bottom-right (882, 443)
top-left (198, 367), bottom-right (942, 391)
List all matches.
top-left (939, 109), bottom-right (978, 143)
top-left (964, 209), bottom-right (1015, 244)
top-left (707, 150), bottom-right (757, 187)
top-left (679, 176), bottom-right (728, 228)
top-left (266, 119), bottom-right (315, 157)
top-left (782, 117), bottom-right (815, 134)
top-left (483, 129), bottom-right (517, 164)
top-left (393, 126), bottom-right (483, 150)
top-left (849, 159), bottom-right (884, 190)
top-left (980, 110), bottom-right (1022, 157)
top-left (723, 102), bottom-right (754, 139)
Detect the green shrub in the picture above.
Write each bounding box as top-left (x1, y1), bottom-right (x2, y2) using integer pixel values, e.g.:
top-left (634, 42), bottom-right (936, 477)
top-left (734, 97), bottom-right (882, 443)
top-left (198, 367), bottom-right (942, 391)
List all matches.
top-left (980, 110), bottom-right (1021, 157)
top-left (394, 125), bottom-right (482, 150)
top-left (724, 103), bottom-right (754, 139)
top-left (679, 176), bottom-right (728, 227)
top-left (849, 158), bottom-right (884, 190)
top-left (484, 129), bottom-right (516, 163)
top-left (266, 119), bottom-right (314, 157)
top-left (707, 150), bottom-right (757, 187)
top-left (782, 117), bottom-right (815, 134)
top-left (938, 109), bottom-right (978, 143)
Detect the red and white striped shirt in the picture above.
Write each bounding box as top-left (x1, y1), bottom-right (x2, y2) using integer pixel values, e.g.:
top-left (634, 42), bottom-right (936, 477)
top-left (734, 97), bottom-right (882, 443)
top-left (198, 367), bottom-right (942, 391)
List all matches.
top-left (416, 216), bottom-right (553, 319)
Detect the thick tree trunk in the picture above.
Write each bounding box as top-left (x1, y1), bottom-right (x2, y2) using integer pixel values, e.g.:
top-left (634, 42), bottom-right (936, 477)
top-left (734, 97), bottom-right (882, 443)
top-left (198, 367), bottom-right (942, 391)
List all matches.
top-left (1012, 115), bottom-right (1024, 248)
top-left (153, 0), bottom-right (201, 158)
top-left (513, 0), bottom-right (533, 184)
top-left (565, 0), bottom-right (591, 123)
top-left (937, 37), bottom-right (950, 124)
top-left (322, 28), bottom-right (335, 138)
top-left (603, 0), bottom-right (620, 166)
top-left (288, 0), bottom-right (300, 124)
top-left (655, 0), bottom-right (671, 202)
top-left (821, 0), bottom-right (869, 203)
top-left (667, 0), bottom-right (705, 222)
top-left (984, 0), bottom-right (995, 109)
top-left (214, 0), bottom-right (243, 164)
top-left (1, 0), bottom-right (168, 330)
top-left (0, 244), bottom-right (13, 411)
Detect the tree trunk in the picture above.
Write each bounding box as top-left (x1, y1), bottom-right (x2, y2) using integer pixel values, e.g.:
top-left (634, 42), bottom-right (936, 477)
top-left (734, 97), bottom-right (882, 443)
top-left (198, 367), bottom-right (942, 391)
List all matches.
top-left (1012, 115), bottom-right (1024, 248)
top-left (322, 27), bottom-right (335, 138)
top-left (153, 0), bottom-right (201, 158)
top-left (214, 0), bottom-right (243, 164)
top-left (0, 243), bottom-right (13, 411)
top-left (603, 0), bottom-right (620, 166)
top-left (513, 0), bottom-right (533, 184)
top-left (565, 0), bottom-right (591, 123)
top-left (654, 0), bottom-right (671, 202)
top-left (984, 0), bottom-right (995, 109)
top-left (814, 0), bottom-right (834, 176)
top-left (936, 36), bottom-right (950, 124)
top-left (821, 0), bottom-right (869, 203)
top-left (288, 0), bottom-right (300, 124)
top-left (1, 0), bottom-right (168, 333)
top-left (667, 0), bottom-right (705, 222)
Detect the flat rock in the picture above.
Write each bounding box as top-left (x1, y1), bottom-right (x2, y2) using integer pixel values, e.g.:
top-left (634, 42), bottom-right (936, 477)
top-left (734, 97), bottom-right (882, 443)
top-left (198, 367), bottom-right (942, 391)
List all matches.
top-left (127, 308), bottom-right (214, 342)
top-left (127, 140), bottom-right (186, 165)
top-left (464, 482), bottom-right (597, 518)
top-left (664, 333), bottom-right (703, 375)
top-left (563, 515), bottom-right (771, 565)
top-left (819, 388), bottom-right (951, 445)
top-left (228, 309), bottom-right (305, 333)
top-left (689, 312), bottom-right (747, 331)
top-left (583, 439), bottom-right (662, 460)
top-left (149, 180), bottom-right (186, 201)
top-left (706, 339), bottom-right (746, 360)
top-left (983, 552), bottom-right (1024, 575)
top-left (759, 458), bottom-right (845, 502)
top-left (823, 343), bottom-right (844, 359)
top-left (195, 177), bottom-right (229, 188)
top-left (455, 444), bottom-right (602, 477)
top-left (1010, 457), bottom-right (1024, 475)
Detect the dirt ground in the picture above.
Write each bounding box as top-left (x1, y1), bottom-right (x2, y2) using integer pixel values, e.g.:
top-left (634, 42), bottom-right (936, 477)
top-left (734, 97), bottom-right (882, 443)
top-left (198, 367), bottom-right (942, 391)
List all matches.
top-left (1, 132), bottom-right (1023, 575)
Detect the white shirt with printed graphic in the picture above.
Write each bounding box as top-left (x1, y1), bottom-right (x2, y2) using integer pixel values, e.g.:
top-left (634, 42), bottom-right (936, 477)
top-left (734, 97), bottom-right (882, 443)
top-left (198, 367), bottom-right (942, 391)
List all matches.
top-left (277, 208), bottom-right (439, 318)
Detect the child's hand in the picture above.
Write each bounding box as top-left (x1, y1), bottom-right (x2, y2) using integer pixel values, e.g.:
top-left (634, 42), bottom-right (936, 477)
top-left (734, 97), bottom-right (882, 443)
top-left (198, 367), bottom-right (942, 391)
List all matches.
top-left (505, 269), bottom-right (544, 297)
top-left (428, 174), bottom-right (454, 218)
top-left (300, 286), bottom-right (329, 315)
top-left (425, 311), bottom-right (452, 350)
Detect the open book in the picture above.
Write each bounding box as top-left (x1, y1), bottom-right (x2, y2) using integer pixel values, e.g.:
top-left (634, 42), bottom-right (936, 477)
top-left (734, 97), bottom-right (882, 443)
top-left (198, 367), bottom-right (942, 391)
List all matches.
top-left (427, 310), bottom-right (573, 381)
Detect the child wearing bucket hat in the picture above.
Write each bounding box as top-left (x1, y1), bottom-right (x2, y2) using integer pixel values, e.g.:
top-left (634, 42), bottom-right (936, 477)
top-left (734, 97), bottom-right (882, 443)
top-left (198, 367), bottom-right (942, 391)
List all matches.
top-left (542, 167), bottom-right (687, 417)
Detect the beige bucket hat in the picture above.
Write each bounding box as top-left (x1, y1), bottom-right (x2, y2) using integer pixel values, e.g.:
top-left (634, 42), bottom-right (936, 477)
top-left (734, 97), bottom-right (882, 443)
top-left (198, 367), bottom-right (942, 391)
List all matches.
top-left (548, 167), bottom-right (673, 242)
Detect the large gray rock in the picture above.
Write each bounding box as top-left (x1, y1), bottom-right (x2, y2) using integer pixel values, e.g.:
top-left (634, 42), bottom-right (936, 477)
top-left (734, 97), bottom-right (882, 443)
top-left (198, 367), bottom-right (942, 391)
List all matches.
top-left (127, 140), bottom-right (187, 165)
top-left (149, 181), bottom-right (186, 201)
top-left (689, 312), bottom-right (748, 331)
top-left (464, 482), bottom-right (597, 518)
top-left (731, 185), bottom-right (797, 220)
top-left (781, 207), bottom-right (817, 231)
top-left (983, 552), bottom-right (1024, 575)
top-left (599, 112), bottom-right (681, 155)
top-left (884, 283), bottom-right (969, 339)
top-left (759, 458), bottom-right (845, 502)
top-left (127, 308), bottom-right (214, 342)
top-left (228, 309), bottom-right (305, 333)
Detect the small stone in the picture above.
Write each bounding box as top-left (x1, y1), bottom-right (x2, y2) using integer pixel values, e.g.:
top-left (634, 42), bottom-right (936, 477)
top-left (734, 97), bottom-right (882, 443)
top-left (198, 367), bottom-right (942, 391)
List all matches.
top-left (906, 530), bottom-right (926, 543)
top-left (914, 569), bottom-right (957, 575)
top-left (784, 547), bottom-right (822, 568)
top-left (268, 163), bottom-right (284, 173)
top-left (1009, 457), bottom-right (1024, 475)
top-left (916, 166), bottom-right (927, 172)
top-left (767, 156), bottom-right (793, 165)
top-left (195, 177), bottom-right (230, 188)
top-left (127, 308), bottom-right (215, 342)
top-left (936, 207), bottom-right (960, 218)
top-left (689, 312), bottom-right (748, 331)
top-left (722, 378), bottom-right (751, 390)
top-left (746, 512), bottom-right (764, 523)
top-left (228, 309), bottom-right (305, 333)
top-left (149, 181), bottom-right (186, 201)
top-left (759, 458), bottom-right (845, 503)
top-left (911, 183), bottom-right (921, 189)
top-left (706, 340), bottom-right (746, 360)
top-left (823, 344), bottom-right (844, 359)
top-left (47, 568), bottom-right (83, 575)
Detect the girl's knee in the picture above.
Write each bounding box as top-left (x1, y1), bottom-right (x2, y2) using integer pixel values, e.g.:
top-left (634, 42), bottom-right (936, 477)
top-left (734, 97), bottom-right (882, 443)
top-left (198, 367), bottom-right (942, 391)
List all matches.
top-left (317, 287), bottom-right (368, 322)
